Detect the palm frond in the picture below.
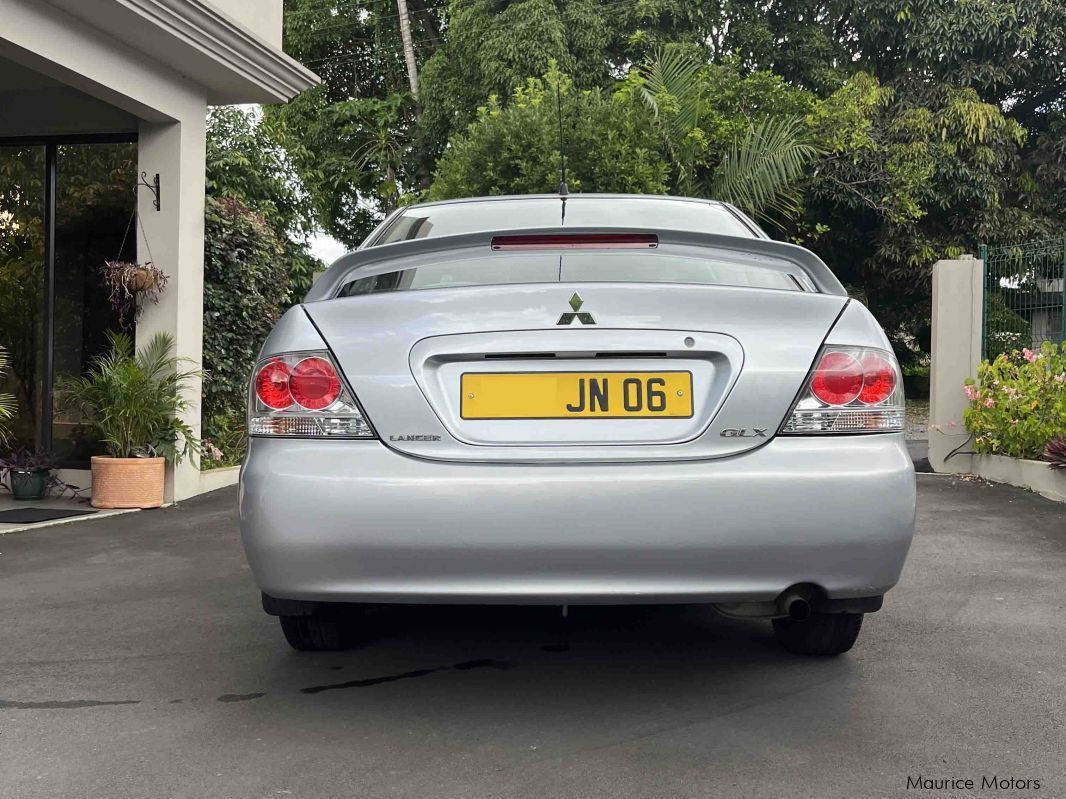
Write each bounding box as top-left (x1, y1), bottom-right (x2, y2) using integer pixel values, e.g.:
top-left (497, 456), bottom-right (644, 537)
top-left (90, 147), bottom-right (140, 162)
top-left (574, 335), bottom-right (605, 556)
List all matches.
top-left (706, 117), bottom-right (821, 221)
top-left (0, 346), bottom-right (15, 446)
top-left (136, 332), bottom-right (178, 381)
top-left (637, 48), bottom-right (703, 143)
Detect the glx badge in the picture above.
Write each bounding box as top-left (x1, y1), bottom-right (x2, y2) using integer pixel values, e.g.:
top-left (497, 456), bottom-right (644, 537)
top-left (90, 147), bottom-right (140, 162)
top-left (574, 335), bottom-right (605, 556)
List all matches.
top-left (557, 292), bottom-right (596, 325)
top-left (720, 428), bottom-right (768, 438)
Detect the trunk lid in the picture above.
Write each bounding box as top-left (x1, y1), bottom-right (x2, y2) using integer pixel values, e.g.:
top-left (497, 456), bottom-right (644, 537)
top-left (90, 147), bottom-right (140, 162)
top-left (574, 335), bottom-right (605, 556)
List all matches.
top-left (304, 282), bottom-right (847, 462)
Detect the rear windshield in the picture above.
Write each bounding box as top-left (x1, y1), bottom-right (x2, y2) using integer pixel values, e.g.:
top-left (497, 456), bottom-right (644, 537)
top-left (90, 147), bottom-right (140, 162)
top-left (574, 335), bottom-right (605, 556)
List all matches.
top-left (336, 252), bottom-right (806, 297)
top-left (372, 198), bottom-right (756, 244)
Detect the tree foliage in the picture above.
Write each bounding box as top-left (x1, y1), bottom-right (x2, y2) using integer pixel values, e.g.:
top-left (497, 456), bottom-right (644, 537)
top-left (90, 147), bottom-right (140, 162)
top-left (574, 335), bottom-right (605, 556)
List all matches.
top-left (429, 71), bottom-right (668, 200)
top-left (274, 0), bottom-right (1066, 358)
top-left (206, 107), bottom-right (320, 298)
top-left (200, 196), bottom-right (291, 461)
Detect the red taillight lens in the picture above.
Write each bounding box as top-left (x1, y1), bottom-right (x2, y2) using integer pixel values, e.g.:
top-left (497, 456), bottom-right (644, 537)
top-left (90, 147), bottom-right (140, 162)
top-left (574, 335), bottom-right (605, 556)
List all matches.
top-left (810, 351), bottom-right (864, 405)
top-left (858, 352), bottom-right (897, 405)
top-left (255, 359), bottom-right (293, 410)
top-left (289, 357), bottom-right (341, 410)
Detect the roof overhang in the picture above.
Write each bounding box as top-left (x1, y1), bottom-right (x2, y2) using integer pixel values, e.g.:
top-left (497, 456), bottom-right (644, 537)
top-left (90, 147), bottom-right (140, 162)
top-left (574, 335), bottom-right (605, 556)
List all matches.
top-left (42, 0), bottom-right (319, 104)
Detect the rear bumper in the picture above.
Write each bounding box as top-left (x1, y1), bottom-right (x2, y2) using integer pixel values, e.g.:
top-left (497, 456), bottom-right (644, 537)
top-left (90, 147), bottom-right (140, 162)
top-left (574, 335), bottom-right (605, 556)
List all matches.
top-left (239, 435), bottom-right (916, 605)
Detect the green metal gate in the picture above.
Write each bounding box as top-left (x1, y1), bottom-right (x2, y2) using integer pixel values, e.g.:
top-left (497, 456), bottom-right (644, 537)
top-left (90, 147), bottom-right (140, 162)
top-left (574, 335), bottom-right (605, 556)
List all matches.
top-left (980, 238), bottom-right (1066, 361)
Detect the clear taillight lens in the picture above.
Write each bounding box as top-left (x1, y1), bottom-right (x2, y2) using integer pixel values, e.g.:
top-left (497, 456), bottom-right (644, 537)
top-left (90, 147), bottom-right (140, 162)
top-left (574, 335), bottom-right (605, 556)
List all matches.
top-left (249, 351), bottom-right (375, 438)
top-left (781, 345), bottom-right (904, 434)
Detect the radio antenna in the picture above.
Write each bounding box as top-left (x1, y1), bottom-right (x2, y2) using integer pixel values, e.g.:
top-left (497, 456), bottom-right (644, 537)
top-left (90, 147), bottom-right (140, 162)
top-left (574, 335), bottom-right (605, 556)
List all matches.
top-left (556, 82), bottom-right (568, 197)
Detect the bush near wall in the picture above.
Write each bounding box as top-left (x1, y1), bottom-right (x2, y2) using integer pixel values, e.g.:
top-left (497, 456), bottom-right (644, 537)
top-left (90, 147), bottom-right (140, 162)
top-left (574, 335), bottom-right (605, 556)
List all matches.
top-left (202, 195), bottom-right (290, 468)
top-left (964, 342), bottom-right (1066, 459)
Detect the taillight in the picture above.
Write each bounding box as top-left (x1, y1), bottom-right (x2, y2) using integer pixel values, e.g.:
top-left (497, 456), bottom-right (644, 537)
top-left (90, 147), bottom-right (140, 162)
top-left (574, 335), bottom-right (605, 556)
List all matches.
top-left (857, 352), bottom-right (897, 405)
top-left (781, 345), bottom-right (904, 434)
top-left (810, 351), bottom-right (863, 405)
top-left (248, 351), bottom-right (374, 438)
top-left (255, 359), bottom-right (293, 410)
top-left (290, 357), bottom-right (341, 410)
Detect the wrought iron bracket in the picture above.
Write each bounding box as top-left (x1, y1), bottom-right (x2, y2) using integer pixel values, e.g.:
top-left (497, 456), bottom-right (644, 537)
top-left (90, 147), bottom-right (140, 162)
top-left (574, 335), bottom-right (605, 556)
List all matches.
top-left (138, 171), bottom-right (161, 211)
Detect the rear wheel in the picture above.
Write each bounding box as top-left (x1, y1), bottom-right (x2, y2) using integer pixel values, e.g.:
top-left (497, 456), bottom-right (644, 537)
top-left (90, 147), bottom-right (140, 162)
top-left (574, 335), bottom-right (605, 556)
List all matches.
top-left (772, 612), bottom-right (863, 656)
top-left (279, 614), bottom-right (348, 652)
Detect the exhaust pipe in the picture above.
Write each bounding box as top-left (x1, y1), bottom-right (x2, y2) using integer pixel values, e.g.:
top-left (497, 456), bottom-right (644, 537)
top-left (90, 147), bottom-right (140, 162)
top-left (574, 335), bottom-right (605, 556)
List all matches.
top-left (777, 588), bottom-right (812, 621)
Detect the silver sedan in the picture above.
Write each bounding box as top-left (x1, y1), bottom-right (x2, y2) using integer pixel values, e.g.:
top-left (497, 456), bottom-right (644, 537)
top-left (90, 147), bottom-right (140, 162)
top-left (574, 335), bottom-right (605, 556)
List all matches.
top-left (239, 195), bottom-right (916, 656)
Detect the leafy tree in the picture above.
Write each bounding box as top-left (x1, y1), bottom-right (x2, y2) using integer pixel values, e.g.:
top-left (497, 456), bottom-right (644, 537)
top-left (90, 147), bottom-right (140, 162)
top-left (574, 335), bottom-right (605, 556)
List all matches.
top-left (206, 107), bottom-right (320, 298)
top-left (272, 89), bottom-right (411, 246)
top-left (429, 70), bottom-right (669, 200)
top-left (273, 0), bottom-right (1066, 360)
top-left (271, 0), bottom-right (444, 244)
top-left (626, 51), bottom-right (819, 217)
top-left (419, 0), bottom-right (611, 159)
top-left (801, 74), bottom-right (1030, 353)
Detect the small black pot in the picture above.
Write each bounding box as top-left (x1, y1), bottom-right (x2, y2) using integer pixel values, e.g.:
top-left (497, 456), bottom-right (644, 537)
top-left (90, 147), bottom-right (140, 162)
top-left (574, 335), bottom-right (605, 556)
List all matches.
top-left (8, 468), bottom-right (50, 501)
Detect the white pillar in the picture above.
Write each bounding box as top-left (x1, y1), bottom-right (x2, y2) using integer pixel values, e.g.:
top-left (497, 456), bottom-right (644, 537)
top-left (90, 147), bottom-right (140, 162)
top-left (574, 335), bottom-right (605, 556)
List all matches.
top-left (929, 256), bottom-right (982, 473)
top-left (135, 108), bottom-right (207, 502)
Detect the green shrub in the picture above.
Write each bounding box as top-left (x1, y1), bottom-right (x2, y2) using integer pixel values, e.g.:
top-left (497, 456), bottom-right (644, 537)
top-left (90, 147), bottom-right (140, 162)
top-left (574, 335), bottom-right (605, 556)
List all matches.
top-left (983, 294), bottom-right (1031, 361)
top-left (964, 341), bottom-right (1066, 459)
top-left (201, 413), bottom-right (246, 470)
top-left (202, 196), bottom-right (289, 467)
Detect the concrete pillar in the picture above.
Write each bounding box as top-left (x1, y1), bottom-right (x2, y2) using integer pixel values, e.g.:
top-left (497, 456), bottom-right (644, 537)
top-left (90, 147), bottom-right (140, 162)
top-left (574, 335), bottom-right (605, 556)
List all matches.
top-left (929, 256), bottom-right (982, 473)
top-left (135, 108), bottom-right (207, 502)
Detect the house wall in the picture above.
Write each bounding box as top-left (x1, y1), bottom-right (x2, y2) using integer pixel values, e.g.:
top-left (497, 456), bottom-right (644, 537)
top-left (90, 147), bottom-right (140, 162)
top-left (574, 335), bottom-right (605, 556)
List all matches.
top-left (137, 116), bottom-right (208, 502)
top-left (208, 0), bottom-right (284, 49)
top-left (0, 56), bottom-right (139, 136)
top-left (1, 0), bottom-right (313, 501)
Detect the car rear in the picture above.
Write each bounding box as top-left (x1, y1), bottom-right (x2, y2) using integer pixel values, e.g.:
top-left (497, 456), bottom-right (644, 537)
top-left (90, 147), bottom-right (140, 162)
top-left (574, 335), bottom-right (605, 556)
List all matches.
top-left (238, 196), bottom-right (916, 654)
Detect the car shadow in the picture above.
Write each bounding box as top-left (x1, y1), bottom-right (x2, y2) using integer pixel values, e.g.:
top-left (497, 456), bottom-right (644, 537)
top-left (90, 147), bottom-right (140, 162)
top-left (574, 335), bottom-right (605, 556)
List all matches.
top-left (259, 604), bottom-right (859, 706)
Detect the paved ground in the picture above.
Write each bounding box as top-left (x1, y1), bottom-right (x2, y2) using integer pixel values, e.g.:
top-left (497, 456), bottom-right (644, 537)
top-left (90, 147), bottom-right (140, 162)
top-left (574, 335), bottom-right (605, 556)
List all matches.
top-left (1, 476), bottom-right (1064, 799)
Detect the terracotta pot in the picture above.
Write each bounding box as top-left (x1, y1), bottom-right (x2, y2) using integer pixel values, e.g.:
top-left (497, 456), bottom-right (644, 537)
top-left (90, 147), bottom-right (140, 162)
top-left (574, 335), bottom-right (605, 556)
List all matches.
top-left (90, 456), bottom-right (165, 509)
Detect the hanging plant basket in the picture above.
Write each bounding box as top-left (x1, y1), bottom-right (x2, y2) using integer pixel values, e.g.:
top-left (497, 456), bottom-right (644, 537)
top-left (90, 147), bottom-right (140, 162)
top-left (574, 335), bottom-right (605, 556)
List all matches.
top-left (101, 260), bottom-right (169, 329)
top-left (128, 266), bottom-right (162, 293)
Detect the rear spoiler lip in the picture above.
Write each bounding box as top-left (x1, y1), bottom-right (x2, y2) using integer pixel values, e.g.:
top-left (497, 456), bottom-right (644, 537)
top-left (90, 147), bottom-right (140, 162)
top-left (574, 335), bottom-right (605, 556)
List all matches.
top-left (304, 227), bottom-right (847, 302)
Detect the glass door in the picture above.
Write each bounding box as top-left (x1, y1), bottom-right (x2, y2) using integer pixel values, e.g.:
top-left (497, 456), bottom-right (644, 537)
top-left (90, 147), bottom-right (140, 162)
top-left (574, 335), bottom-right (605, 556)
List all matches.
top-left (0, 145), bottom-right (46, 451)
top-left (0, 137), bottom-right (134, 465)
top-left (52, 142), bottom-right (135, 463)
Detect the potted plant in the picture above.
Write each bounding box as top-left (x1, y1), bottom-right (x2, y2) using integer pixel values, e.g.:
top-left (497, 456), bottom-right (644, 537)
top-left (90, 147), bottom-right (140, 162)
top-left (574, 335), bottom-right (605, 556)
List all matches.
top-left (0, 449), bottom-right (59, 501)
top-left (57, 331), bottom-right (201, 509)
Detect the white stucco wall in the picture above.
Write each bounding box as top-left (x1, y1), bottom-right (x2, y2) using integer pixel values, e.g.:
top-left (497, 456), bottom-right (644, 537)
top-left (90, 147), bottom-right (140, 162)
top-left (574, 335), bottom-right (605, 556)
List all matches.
top-left (208, 0), bottom-right (284, 49)
top-left (929, 256), bottom-right (983, 473)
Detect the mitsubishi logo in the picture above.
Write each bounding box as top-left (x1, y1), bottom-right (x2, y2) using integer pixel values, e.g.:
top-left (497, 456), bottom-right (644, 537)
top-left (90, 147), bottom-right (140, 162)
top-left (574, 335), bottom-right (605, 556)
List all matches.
top-left (557, 292), bottom-right (596, 325)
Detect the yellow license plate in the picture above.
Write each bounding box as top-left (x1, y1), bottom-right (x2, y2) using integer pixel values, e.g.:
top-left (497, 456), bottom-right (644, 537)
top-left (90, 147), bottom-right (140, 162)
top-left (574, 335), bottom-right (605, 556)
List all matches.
top-left (461, 372), bottom-right (693, 419)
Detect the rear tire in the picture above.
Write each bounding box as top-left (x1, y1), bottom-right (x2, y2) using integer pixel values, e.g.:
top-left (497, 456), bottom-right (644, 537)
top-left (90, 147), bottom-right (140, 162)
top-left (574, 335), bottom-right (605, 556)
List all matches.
top-left (279, 614), bottom-right (348, 651)
top-left (772, 612), bottom-right (863, 656)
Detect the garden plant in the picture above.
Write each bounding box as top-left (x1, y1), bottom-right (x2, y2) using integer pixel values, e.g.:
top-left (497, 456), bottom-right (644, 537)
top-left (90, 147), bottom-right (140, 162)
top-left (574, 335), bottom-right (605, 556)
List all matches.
top-left (964, 342), bottom-right (1066, 460)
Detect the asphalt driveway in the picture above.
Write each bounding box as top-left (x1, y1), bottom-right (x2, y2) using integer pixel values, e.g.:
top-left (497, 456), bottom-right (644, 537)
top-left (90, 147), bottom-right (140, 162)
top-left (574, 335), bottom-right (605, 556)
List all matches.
top-left (1, 475), bottom-right (1063, 799)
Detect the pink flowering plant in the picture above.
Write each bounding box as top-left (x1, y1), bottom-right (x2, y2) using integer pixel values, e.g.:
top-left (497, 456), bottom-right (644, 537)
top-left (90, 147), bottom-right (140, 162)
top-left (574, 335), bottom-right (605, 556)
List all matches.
top-left (963, 341), bottom-right (1066, 458)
